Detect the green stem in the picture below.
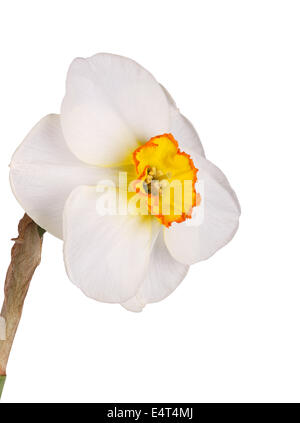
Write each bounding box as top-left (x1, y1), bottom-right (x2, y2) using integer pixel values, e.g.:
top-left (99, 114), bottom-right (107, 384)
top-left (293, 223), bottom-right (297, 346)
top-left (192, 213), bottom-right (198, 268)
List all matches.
top-left (0, 375), bottom-right (6, 399)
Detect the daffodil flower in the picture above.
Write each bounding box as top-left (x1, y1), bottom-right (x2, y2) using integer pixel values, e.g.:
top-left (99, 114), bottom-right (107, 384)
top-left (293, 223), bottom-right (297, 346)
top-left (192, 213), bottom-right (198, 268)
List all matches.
top-left (10, 53), bottom-right (240, 312)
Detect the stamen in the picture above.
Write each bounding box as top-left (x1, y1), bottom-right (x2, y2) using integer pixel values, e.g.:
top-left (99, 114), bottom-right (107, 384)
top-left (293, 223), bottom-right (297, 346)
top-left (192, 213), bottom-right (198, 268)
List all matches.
top-left (148, 167), bottom-right (156, 176)
top-left (143, 166), bottom-right (167, 196)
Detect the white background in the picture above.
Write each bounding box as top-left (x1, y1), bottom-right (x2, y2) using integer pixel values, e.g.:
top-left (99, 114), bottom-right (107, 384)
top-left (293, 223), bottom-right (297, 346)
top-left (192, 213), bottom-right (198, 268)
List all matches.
top-left (0, 0), bottom-right (300, 403)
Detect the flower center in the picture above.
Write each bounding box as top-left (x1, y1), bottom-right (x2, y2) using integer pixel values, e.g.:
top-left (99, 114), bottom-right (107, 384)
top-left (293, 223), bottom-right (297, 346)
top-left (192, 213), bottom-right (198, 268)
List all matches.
top-left (142, 166), bottom-right (170, 195)
top-left (132, 134), bottom-right (199, 227)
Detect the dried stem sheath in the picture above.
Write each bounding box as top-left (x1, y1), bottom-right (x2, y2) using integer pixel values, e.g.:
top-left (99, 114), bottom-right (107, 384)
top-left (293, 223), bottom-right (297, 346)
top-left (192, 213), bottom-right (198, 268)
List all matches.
top-left (0, 214), bottom-right (43, 389)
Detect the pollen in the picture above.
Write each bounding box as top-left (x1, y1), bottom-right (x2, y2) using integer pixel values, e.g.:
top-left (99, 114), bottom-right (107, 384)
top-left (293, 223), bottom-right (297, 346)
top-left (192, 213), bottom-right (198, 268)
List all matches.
top-left (132, 134), bottom-right (199, 227)
top-left (143, 166), bottom-right (170, 196)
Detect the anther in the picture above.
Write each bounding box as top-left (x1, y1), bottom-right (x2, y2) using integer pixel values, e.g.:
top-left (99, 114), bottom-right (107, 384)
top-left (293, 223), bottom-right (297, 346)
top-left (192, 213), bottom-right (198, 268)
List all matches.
top-left (149, 167), bottom-right (156, 176)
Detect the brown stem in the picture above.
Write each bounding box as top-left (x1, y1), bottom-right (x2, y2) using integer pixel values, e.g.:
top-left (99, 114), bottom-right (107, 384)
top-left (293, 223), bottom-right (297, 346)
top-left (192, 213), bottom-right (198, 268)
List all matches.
top-left (0, 214), bottom-right (43, 376)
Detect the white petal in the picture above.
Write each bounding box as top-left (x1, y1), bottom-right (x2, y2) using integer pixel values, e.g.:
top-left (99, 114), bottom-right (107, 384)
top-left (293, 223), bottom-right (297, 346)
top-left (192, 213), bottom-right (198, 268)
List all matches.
top-left (61, 53), bottom-right (170, 166)
top-left (164, 156), bottom-right (240, 265)
top-left (122, 230), bottom-right (189, 312)
top-left (63, 185), bottom-right (157, 303)
top-left (121, 296), bottom-right (146, 313)
top-left (9, 114), bottom-right (117, 239)
top-left (159, 84), bottom-right (177, 108)
top-left (160, 83), bottom-right (205, 158)
top-left (169, 107), bottom-right (205, 158)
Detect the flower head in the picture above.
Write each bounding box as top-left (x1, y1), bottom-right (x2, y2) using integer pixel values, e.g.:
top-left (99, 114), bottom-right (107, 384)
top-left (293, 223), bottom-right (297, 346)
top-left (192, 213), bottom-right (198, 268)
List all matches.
top-left (10, 53), bottom-right (240, 312)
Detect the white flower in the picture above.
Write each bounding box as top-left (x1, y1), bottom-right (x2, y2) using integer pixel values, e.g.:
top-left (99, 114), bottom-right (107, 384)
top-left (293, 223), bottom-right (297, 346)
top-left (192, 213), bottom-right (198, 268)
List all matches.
top-left (10, 53), bottom-right (240, 312)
